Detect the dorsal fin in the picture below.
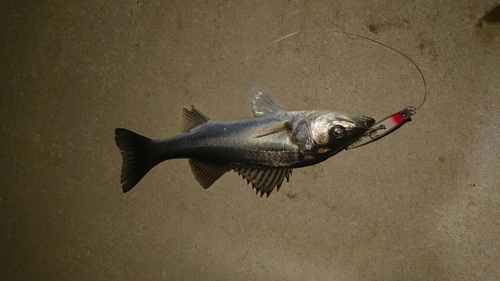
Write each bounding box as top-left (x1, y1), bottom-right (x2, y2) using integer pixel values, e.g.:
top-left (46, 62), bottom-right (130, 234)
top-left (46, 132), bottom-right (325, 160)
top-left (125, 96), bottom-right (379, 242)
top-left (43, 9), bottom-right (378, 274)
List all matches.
top-left (188, 159), bottom-right (228, 189)
top-left (181, 106), bottom-right (210, 132)
top-left (233, 167), bottom-right (292, 197)
top-left (251, 88), bottom-right (286, 117)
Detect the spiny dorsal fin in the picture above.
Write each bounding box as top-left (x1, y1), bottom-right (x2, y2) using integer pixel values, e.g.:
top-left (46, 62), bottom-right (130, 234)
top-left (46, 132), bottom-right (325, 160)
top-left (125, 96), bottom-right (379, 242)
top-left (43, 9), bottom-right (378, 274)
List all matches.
top-left (188, 159), bottom-right (228, 189)
top-left (181, 106), bottom-right (210, 132)
top-left (233, 167), bottom-right (292, 197)
top-left (251, 88), bottom-right (286, 117)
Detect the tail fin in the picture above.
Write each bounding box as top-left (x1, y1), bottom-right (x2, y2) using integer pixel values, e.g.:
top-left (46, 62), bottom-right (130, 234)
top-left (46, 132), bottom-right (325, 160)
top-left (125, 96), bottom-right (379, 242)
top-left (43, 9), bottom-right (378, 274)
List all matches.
top-left (114, 128), bottom-right (158, 193)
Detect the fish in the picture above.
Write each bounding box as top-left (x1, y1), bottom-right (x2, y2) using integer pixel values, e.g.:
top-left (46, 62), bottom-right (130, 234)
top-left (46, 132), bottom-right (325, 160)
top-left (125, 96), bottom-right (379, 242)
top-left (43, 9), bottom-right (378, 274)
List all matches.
top-left (115, 88), bottom-right (375, 196)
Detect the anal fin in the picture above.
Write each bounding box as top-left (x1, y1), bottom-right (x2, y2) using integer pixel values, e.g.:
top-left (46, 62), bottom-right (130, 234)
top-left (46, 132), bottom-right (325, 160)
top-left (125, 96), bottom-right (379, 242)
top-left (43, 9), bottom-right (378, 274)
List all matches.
top-left (233, 167), bottom-right (292, 197)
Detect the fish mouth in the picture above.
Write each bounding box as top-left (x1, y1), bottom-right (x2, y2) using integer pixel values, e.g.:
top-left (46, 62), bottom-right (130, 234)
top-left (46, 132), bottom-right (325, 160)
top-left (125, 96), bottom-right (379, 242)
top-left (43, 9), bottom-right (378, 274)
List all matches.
top-left (363, 116), bottom-right (376, 129)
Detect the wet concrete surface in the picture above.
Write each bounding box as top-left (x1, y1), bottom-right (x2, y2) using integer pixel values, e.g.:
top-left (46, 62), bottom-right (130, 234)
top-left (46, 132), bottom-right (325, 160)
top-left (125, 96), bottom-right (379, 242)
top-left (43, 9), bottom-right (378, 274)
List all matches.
top-left (1, 1), bottom-right (499, 280)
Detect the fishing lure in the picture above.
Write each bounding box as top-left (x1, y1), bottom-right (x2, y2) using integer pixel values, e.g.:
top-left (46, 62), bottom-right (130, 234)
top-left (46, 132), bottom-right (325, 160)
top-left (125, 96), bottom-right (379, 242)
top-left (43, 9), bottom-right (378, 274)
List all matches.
top-left (335, 32), bottom-right (428, 149)
top-left (347, 107), bottom-right (415, 149)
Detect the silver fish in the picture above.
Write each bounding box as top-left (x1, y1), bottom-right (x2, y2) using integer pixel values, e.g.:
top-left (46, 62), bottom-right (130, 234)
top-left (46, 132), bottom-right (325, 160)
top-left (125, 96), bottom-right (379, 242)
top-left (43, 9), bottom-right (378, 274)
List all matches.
top-left (115, 88), bottom-right (375, 196)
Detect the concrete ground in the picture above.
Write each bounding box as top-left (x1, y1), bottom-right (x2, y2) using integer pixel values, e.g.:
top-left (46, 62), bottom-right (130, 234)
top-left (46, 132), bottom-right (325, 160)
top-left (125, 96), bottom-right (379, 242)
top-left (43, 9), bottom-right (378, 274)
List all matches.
top-left (2, 1), bottom-right (499, 280)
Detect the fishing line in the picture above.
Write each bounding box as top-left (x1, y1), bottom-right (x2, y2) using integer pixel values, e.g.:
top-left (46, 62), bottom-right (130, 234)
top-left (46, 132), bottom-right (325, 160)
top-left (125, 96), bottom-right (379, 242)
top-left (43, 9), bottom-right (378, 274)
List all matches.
top-left (268, 29), bottom-right (428, 112)
top-left (335, 31), bottom-right (427, 111)
top-left (126, 23), bottom-right (428, 113)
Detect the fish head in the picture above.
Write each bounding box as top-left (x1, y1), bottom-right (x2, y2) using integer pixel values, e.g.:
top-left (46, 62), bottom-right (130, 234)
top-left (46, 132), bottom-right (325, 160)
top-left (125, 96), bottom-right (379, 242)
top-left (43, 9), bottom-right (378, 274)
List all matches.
top-left (309, 111), bottom-right (375, 154)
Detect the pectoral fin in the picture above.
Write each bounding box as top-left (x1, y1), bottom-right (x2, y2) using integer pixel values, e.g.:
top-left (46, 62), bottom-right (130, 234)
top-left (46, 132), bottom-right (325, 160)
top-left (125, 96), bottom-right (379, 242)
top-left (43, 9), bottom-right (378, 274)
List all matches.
top-left (234, 167), bottom-right (292, 197)
top-left (254, 121), bottom-right (292, 138)
top-left (189, 159), bottom-right (229, 189)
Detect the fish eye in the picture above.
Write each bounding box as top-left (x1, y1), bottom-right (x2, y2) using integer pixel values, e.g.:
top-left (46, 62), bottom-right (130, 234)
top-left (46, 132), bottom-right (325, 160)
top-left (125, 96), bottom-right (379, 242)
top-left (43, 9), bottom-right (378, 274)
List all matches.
top-left (329, 125), bottom-right (346, 139)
